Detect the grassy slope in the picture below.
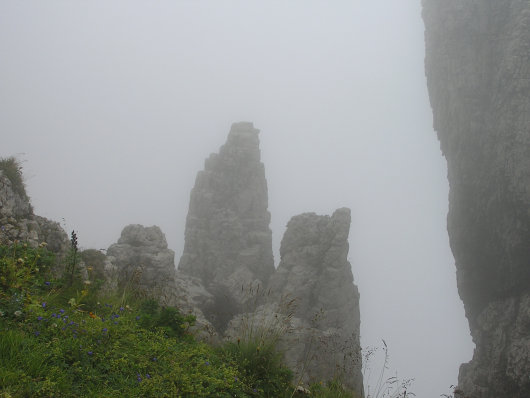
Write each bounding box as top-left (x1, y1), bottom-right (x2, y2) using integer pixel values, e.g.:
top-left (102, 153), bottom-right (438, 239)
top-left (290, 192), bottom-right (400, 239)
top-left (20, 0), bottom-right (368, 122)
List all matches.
top-left (0, 243), bottom-right (357, 398)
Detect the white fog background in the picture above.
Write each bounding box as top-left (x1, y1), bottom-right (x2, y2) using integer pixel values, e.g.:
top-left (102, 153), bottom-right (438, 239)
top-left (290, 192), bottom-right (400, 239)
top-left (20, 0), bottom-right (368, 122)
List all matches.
top-left (1, 1), bottom-right (474, 396)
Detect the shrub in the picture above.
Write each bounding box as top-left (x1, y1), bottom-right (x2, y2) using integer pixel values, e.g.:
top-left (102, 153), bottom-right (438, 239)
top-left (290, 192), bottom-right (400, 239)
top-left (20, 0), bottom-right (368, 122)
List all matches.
top-left (137, 298), bottom-right (196, 338)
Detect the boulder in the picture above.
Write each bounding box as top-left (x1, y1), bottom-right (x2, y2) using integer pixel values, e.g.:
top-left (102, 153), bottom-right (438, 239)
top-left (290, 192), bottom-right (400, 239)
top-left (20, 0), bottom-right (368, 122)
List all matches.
top-left (107, 224), bottom-right (176, 291)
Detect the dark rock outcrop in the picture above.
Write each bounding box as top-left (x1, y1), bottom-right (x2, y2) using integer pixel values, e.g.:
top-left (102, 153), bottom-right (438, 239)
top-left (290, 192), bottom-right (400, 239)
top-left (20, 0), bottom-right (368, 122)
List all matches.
top-left (422, 1), bottom-right (530, 396)
top-left (269, 208), bottom-right (363, 393)
top-left (178, 122), bottom-right (275, 327)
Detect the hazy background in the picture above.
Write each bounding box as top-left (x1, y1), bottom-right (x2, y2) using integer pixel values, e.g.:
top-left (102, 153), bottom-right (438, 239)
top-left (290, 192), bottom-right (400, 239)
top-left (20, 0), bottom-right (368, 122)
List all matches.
top-left (1, 1), bottom-right (473, 396)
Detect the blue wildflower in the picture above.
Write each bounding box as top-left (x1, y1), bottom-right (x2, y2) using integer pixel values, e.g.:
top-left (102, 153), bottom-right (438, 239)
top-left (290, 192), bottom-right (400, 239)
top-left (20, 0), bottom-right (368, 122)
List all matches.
top-left (59, 309), bottom-right (65, 314)
top-left (45, 281), bottom-right (51, 286)
top-left (41, 302), bottom-right (46, 308)
top-left (37, 316), bottom-right (43, 321)
top-left (88, 351), bottom-right (93, 356)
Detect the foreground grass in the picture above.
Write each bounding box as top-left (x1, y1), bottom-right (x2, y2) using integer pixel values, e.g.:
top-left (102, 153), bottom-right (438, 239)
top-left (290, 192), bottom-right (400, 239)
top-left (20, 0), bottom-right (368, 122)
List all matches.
top-left (0, 242), bottom-right (358, 397)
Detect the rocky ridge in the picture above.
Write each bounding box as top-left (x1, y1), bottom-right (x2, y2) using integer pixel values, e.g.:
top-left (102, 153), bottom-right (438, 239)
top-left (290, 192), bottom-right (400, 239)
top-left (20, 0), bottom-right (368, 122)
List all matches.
top-left (0, 123), bottom-right (364, 395)
top-left (422, 1), bottom-right (530, 396)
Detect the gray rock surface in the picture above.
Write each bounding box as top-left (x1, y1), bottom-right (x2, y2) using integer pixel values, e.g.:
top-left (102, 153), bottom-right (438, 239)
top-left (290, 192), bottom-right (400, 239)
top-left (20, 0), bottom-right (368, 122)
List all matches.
top-left (178, 122), bottom-right (275, 329)
top-left (106, 224), bottom-right (217, 341)
top-left (0, 171), bottom-right (69, 255)
top-left (107, 224), bottom-right (177, 291)
top-left (268, 208), bottom-right (363, 394)
top-left (422, 1), bottom-right (530, 396)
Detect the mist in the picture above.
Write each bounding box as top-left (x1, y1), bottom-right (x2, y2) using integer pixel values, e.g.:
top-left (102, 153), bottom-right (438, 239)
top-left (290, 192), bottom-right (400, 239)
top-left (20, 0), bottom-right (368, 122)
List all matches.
top-left (1, 1), bottom-right (474, 396)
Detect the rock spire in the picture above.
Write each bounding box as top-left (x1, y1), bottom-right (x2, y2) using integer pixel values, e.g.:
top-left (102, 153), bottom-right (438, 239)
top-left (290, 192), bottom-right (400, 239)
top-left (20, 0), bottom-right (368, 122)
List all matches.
top-left (269, 208), bottom-right (363, 393)
top-left (178, 121), bottom-right (275, 294)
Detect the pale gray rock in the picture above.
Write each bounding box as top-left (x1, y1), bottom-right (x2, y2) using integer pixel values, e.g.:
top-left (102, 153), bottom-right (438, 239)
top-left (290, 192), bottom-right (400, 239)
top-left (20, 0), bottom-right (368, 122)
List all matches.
top-left (162, 271), bottom-right (218, 342)
top-left (267, 208), bottom-right (363, 395)
top-left (107, 224), bottom-right (176, 291)
top-left (104, 225), bottom-right (218, 341)
top-left (423, 1), bottom-right (530, 396)
top-left (0, 171), bottom-right (69, 256)
top-left (178, 122), bottom-right (275, 329)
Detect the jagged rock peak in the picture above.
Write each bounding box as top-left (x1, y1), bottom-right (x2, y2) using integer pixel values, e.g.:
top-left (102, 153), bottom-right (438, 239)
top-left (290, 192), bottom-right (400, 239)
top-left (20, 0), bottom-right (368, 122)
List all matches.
top-left (178, 122), bottom-right (274, 291)
top-left (107, 224), bottom-right (176, 290)
top-left (268, 208), bottom-right (363, 394)
top-left (422, 1), bottom-right (530, 396)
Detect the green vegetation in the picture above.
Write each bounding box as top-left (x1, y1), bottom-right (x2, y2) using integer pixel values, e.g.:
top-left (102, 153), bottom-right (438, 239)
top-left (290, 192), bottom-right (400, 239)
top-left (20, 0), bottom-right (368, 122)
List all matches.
top-left (0, 157), bottom-right (29, 201)
top-left (0, 242), bottom-right (360, 397)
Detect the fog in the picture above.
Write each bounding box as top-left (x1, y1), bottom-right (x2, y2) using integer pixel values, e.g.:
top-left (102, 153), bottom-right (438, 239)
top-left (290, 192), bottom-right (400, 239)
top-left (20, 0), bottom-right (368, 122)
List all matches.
top-left (1, 1), bottom-right (473, 396)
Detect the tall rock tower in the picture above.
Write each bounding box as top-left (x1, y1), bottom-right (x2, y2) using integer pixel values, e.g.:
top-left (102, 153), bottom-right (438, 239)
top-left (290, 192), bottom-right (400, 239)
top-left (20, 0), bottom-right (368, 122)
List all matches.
top-left (269, 208), bottom-right (363, 395)
top-left (178, 122), bottom-right (275, 330)
top-left (422, 1), bottom-right (530, 397)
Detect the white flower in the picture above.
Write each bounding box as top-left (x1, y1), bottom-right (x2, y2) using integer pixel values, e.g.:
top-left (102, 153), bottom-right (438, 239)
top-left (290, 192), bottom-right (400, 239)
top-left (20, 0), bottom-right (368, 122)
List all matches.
top-left (14, 310), bottom-right (22, 317)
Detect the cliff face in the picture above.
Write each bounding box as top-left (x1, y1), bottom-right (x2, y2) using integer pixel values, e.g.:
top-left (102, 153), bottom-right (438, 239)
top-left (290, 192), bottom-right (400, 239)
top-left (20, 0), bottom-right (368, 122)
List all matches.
top-left (269, 209), bottom-right (363, 394)
top-left (422, 1), bottom-right (530, 396)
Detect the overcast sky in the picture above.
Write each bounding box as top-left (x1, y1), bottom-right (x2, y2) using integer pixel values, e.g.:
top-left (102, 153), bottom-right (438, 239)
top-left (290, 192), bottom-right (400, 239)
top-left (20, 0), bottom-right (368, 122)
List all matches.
top-left (1, 1), bottom-right (474, 396)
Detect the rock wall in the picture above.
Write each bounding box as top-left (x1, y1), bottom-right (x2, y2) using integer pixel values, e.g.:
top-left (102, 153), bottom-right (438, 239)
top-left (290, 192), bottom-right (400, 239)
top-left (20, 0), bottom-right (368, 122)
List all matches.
top-left (269, 208), bottom-right (363, 393)
top-left (422, 1), bottom-right (530, 396)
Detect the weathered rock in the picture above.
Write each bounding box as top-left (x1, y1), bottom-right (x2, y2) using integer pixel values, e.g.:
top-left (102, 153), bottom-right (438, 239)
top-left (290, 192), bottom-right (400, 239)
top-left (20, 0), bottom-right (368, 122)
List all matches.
top-left (0, 170), bottom-right (32, 220)
top-left (0, 171), bottom-right (69, 256)
top-left (80, 249), bottom-right (119, 292)
top-left (423, 1), bottom-right (530, 396)
top-left (107, 224), bottom-right (176, 291)
top-left (268, 208), bottom-right (363, 394)
top-left (166, 272), bottom-right (219, 342)
top-left (178, 122), bottom-right (275, 329)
